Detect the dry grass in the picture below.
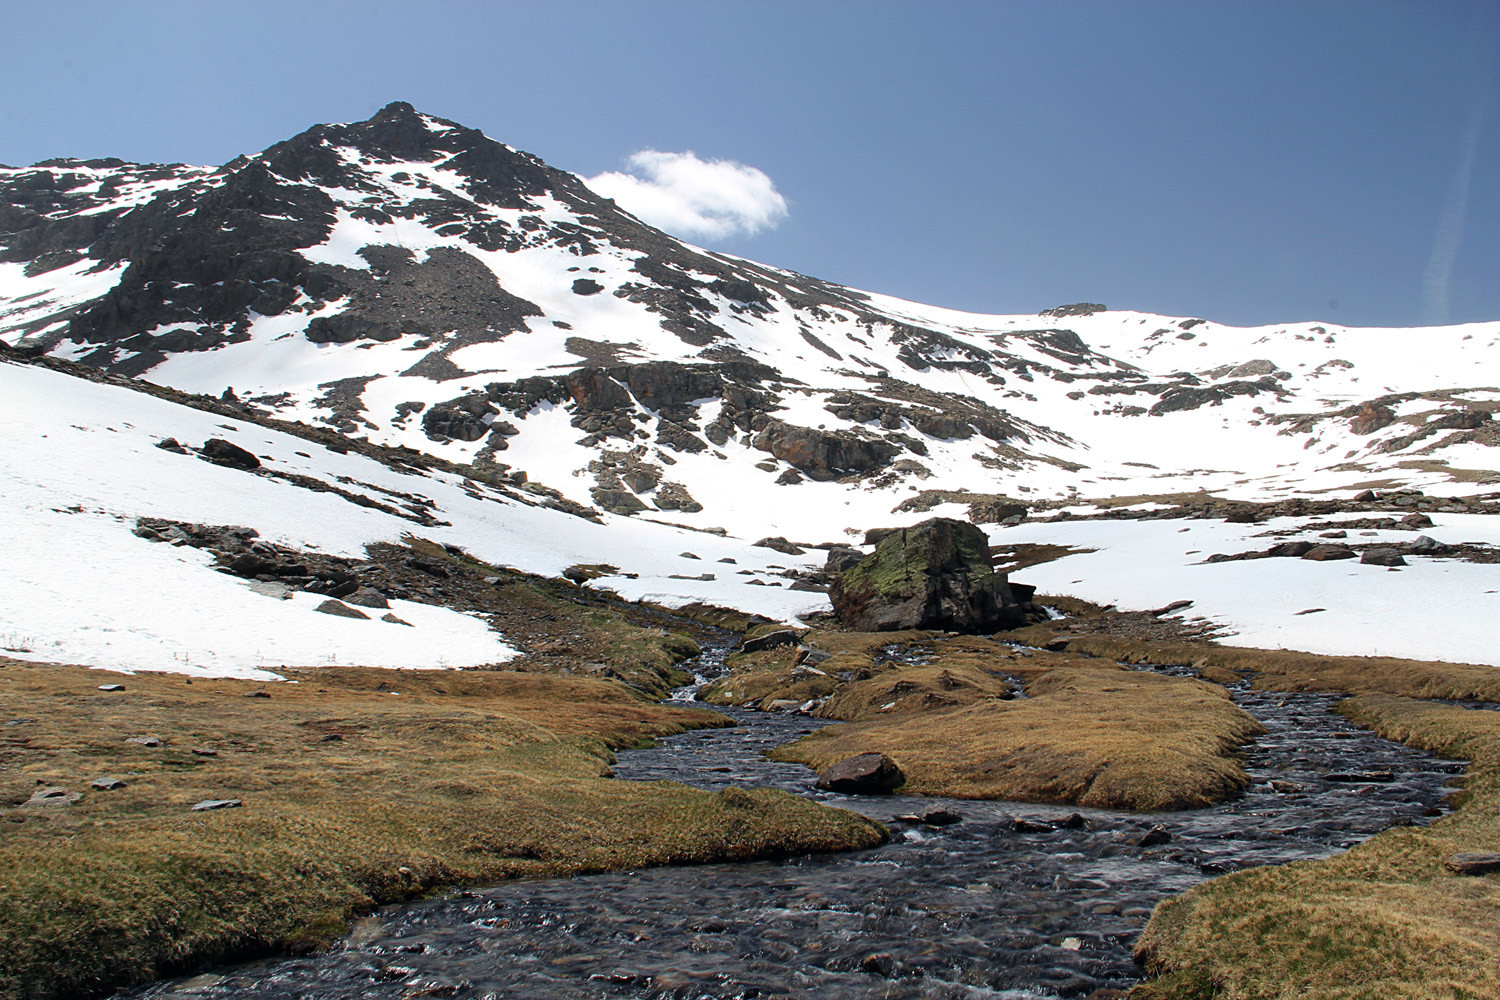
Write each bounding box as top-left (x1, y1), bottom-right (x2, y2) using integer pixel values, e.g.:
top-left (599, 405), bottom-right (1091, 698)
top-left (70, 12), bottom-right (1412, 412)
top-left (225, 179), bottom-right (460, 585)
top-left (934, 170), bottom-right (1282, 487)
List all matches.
top-left (1132, 696), bottom-right (1500, 999)
top-left (1039, 635), bottom-right (1500, 703)
top-left (771, 638), bottom-right (1265, 810)
top-left (0, 659), bottom-right (885, 1000)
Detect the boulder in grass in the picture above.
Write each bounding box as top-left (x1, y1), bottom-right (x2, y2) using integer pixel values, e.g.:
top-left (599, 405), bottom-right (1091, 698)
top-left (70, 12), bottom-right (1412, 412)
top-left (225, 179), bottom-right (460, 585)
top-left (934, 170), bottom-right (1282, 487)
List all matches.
top-left (1444, 852), bottom-right (1500, 876)
top-left (814, 752), bottom-right (905, 795)
top-left (191, 799), bottom-right (242, 812)
top-left (830, 517), bottom-right (1024, 632)
top-left (24, 786), bottom-right (81, 806)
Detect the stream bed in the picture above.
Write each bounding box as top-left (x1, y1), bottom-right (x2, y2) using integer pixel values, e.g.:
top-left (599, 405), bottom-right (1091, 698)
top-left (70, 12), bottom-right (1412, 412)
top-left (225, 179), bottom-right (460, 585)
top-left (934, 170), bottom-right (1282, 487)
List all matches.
top-left (120, 643), bottom-right (1466, 1000)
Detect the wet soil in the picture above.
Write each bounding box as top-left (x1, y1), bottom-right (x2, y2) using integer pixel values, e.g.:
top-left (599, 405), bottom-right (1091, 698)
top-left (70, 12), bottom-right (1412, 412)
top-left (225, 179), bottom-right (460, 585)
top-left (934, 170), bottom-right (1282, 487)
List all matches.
top-left (116, 642), bottom-right (1464, 1000)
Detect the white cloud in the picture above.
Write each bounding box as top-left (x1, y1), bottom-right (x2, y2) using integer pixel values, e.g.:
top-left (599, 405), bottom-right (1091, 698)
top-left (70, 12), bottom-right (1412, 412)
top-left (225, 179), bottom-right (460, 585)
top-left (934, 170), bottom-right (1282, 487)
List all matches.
top-left (584, 150), bottom-right (788, 241)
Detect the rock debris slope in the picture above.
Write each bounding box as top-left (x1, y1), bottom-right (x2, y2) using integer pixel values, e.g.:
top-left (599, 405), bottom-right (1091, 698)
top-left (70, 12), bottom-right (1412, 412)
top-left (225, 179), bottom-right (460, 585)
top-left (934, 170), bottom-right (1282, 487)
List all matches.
top-left (5, 102), bottom-right (1500, 666)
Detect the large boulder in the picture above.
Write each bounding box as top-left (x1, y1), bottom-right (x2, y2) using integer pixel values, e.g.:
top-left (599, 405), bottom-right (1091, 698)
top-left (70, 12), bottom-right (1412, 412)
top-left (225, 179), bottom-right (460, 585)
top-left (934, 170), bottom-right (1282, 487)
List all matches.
top-left (829, 517), bottom-right (1024, 632)
top-left (814, 753), bottom-right (905, 795)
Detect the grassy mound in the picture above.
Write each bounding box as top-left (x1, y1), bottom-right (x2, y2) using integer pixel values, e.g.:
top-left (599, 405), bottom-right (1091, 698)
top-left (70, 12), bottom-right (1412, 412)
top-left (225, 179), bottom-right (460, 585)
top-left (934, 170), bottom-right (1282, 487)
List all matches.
top-left (1131, 696), bottom-right (1500, 999)
top-left (0, 660), bottom-right (885, 1000)
top-left (769, 634), bottom-right (1265, 810)
top-left (1012, 631), bottom-right (1500, 704)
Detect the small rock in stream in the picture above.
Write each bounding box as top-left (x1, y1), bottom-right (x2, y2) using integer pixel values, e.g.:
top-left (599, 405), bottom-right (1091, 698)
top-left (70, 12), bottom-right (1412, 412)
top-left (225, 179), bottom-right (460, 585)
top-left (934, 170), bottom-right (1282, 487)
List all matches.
top-left (1136, 825), bottom-right (1173, 847)
top-left (1324, 771), bottom-right (1396, 783)
top-left (860, 952), bottom-right (897, 977)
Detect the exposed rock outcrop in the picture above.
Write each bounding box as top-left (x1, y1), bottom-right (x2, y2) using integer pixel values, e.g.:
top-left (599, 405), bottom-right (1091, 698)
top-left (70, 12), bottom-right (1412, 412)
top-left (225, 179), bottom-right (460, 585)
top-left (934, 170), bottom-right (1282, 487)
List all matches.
top-left (829, 517), bottom-right (1024, 632)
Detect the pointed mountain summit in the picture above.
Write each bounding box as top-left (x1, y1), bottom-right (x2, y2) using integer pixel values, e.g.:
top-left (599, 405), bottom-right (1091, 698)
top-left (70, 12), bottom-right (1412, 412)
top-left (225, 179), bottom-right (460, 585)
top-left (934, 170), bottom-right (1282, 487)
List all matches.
top-left (3, 103), bottom-right (1499, 535)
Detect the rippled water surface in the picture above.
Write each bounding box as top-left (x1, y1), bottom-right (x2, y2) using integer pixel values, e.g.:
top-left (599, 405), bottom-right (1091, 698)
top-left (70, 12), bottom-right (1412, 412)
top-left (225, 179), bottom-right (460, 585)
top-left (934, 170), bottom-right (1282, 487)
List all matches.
top-left (121, 643), bottom-right (1465, 1000)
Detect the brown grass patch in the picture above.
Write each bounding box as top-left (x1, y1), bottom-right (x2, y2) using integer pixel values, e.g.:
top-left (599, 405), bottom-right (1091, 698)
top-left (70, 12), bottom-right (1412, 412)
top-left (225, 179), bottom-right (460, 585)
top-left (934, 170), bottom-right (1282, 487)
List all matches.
top-left (1132, 696), bottom-right (1500, 999)
top-left (1041, 635), bottom-right (1500, 703)
top-left (773, 646), bottom-right (1265, 810)
top-left (0, 659), bottom-right (885, 1000)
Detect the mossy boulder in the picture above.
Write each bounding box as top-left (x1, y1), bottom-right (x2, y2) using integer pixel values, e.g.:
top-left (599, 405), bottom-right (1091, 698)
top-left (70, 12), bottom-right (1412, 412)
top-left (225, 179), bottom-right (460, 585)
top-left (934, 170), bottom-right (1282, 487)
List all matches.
top-left (829, 517), bottom-right (1023, 633)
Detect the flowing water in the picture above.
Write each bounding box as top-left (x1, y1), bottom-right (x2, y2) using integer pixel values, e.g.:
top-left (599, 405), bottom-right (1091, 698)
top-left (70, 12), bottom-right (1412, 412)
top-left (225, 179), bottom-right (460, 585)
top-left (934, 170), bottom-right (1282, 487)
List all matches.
top-left (120, 636), bottom-right (1465, 1000)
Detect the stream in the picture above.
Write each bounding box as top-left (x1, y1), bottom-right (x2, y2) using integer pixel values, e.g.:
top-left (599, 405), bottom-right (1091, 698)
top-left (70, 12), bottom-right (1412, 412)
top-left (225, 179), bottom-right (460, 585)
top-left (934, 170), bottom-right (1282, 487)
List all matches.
top-left (120, 635), bottom-right (1467, 1000)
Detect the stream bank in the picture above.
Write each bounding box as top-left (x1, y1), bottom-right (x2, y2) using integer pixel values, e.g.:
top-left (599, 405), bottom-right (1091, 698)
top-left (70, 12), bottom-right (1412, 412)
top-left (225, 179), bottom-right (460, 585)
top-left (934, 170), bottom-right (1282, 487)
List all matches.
top-left (115, 632), bottom-right (1464, 1000)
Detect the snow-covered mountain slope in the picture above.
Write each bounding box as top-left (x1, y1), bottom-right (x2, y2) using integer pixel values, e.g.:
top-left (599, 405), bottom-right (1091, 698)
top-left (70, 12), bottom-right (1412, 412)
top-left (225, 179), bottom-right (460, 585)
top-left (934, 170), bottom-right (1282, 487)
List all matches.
top-left (0, 357), bottom-right (836, 678)
top-left (5, 101), bottom-right (1499, 541)
top-left (4, 103), bottom-right (1500, 672)
top-left (6, 352), bottom-right (1500, 676)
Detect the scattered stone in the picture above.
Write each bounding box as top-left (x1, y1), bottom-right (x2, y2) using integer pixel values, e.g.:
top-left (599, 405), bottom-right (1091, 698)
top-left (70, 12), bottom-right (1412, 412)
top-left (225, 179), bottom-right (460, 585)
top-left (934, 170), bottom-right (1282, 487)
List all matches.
top-left (1349, 403), bottom-right (1395, 435)
top-left (678, 552), bottom-right (700, 560)
top-left (91, 777), bottom-right (127, 791)
top-left (1409, 535), bottom-right (1450, 554)
top-left (127, 736), bottom-right (163, 747)
top-left (740, 629), bottom-right (802, 654)
top-left (381, 613), bottom-right (414, 626)
top-left (244, 690), bottom-right (271, 699)
top-left (191, 799), bottom-right (243, 811)
top-left (405, 557), bottom-right (450, 578)
top-left (97, 683), bottom-right (125, 692)
top-left (1012, 817), bottom-right (1056, 833)
top-left (192, 747), bottom-right (219, 756)
top-left (1319, 530), bottom-right (1348, 539)
top-left (1267, 541), bottom-right (1316, 557)
top-left (1400, 513), bottom-right (1435, 529)
top-left (917, 807), bottom-right (963, 826)
top-left (1136, 825), bottom-right (1172, 847)
top-left (24, 786), bottom-right (81, 806)
top-left (765, 699), bottom-right (803, 711)
top-left (814, 752), bottom-right (905, 794)
top-left (155, 437), bottom-right (189, 453)
top-left (200, 438), bottom-right (261, 470)
top-left (1360, 548), bottom-right (1406, 567)
top-left (1151, 599), bottom-right (1193, 616)
top-left (344, 587), bottom-right (391, 609)
top-left (321, 732), bottom-right (344, 742)
top-left (754, 536), bottom-right (805, 555)
top-left (1444, 852), bottom-right (1500, 876)
top-left (316, 599), bottom-right (370, 620)
top-left (1301, 544), bottom-right (1355, 561)
top-left (1294, 608), bottom-right (1326, 615)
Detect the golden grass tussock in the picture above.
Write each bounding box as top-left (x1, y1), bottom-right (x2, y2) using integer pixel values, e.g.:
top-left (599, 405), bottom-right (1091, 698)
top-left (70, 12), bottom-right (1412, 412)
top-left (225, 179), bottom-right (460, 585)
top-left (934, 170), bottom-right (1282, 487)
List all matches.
top-left (1131, 696), bottom-right (1500, 1000)
top-left (774, 661), bottom-right (1266, 811)
top-left (0, 659), bottom-right (885, 1000)
top-left (1045, 634), bottom-right (1500, 704)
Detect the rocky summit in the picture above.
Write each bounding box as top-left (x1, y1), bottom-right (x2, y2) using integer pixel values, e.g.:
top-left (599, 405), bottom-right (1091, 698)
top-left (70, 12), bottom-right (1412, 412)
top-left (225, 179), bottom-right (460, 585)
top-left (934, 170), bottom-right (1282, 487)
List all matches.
top-left (6, 101), bottom-right (1500, 553)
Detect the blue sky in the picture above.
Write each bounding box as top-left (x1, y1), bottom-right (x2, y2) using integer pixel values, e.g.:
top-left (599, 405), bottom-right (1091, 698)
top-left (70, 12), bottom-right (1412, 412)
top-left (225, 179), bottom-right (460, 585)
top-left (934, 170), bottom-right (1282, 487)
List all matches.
top-left (3, 0), bottom-right (1496, 328)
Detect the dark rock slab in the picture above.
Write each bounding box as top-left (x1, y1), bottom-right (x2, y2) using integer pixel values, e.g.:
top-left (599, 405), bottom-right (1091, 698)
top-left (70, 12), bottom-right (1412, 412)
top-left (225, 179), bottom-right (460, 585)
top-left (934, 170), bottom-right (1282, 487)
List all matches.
top-left (316, 599), bottom-right (370, 620)
top-left (1444, 853), bottom-right (1500, 876)
top-left (814, 752), bottom-right (905, 795)
top-left (200, 438), bottom-right (260, 470)
top-left (1360, 548), bottom-right (1406, 567)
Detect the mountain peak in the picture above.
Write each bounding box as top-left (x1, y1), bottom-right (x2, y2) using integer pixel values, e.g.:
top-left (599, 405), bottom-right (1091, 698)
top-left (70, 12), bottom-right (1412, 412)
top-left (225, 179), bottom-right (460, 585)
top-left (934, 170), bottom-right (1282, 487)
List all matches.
top-left (374, 100), bottom-right (421, 120)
